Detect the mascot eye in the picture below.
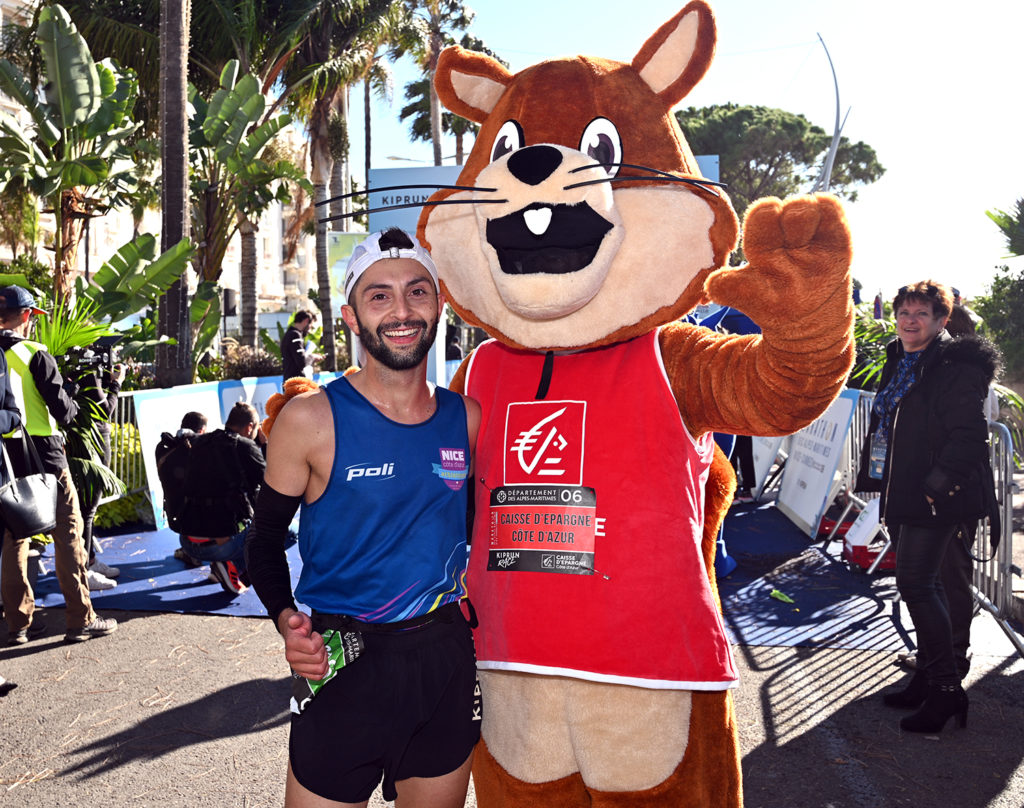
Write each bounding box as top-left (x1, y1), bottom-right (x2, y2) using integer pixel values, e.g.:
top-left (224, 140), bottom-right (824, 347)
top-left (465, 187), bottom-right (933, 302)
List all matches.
top-left (491, 120), bottom-right (524, 162)
top-left (580, 117), bottom-right (621, 176)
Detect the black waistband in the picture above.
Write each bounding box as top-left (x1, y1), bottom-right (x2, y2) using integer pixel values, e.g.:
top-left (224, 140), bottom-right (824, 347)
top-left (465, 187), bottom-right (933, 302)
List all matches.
top-left (312, 601), bottom-right (463, 634)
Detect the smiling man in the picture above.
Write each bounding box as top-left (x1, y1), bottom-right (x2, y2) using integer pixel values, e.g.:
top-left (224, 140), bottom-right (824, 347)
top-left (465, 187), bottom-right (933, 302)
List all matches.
top-left (245, 228), bottom-right (482, 808)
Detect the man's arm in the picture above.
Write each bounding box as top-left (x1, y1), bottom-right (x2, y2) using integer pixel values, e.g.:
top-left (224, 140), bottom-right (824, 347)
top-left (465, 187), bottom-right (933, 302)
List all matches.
top-left (461, 393), bottom-right (480, 476)
top-left (240, 437), bottom-right (267, 493)
top-left (28, 350), bottom-right (78, 425)
top-left (246, 390), bottom-right (330, 679)
top-left (0, 353), bottom-right (21, 435)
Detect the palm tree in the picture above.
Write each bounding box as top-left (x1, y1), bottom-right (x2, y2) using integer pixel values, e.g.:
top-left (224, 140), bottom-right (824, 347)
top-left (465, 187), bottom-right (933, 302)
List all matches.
top-left (0, 5), bottom-right (147, 301)
top-left (363, 60), bottom-right (394, 193)
top-left (281, 0), bottom-right (396, 371)
top-left (398, 35), bottom-right (504, 165)
top-left (157, 0), bottom-right (192, 387)
top-left (403, 0), bottom-right (474, 166)
top-left (399, 77), bottom-right (477, 165)
top-left (0, 181), bottom-right (39, 259)
top-left (986, 198), bottom-right (1024, 257)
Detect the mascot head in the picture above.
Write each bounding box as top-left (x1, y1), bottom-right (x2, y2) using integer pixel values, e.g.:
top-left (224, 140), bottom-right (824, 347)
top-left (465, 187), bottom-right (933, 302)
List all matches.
top-left (419, 1), bottom-right (738, 351)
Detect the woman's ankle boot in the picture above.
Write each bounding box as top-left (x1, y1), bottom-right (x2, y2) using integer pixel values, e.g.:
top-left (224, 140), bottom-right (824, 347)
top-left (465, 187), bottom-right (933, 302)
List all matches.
top-left (900, 684), bottom-right (968, 733)
top-left (882, 671), bottom-right (928, 709)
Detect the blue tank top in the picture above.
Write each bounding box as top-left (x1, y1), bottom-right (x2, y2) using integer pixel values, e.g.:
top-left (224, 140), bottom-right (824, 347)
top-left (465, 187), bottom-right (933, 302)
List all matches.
top-left (295, 377), bottom-right (470, 621)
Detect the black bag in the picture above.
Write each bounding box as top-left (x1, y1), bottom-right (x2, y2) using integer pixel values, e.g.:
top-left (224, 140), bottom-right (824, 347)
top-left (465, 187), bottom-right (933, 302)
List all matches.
top-left (168, 430), bottom-right (256, 537)
top-left (155, 431), bottom-right (194, 532)
top-left (0, 432), bottom-right (58, 540)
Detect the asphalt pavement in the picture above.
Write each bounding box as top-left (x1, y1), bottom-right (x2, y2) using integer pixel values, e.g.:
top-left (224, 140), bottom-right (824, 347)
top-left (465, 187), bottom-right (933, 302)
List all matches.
top-left (2, 478), bottom-right (1023, 807)
top-left (1, 597), bottom-right (1022, 807)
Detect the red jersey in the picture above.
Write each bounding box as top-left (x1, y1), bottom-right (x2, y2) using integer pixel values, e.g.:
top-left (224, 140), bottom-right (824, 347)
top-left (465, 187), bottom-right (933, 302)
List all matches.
top-left (465, 330), bottom-right (737, 689)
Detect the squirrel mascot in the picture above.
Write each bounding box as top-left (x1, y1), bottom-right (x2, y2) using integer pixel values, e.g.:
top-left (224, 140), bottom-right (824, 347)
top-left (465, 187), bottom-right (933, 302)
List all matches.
top-left (264, 3), bottom-right (853, 805)
top-left (416, 2), bottom-right (855, 806)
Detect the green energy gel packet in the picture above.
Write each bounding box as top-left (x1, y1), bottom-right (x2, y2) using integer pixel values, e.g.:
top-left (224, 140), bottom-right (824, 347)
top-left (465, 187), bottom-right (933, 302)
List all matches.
top-left (290, 628), bottom-right (365, 715)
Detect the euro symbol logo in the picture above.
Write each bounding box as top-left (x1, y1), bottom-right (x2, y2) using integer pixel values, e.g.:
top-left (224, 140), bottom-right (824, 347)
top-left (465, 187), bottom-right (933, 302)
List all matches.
top-left (511, 408), bottom-right (568, 477)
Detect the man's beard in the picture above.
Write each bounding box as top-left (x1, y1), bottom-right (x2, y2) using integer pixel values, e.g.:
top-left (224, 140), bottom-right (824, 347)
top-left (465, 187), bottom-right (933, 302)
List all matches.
top-left (356, 312), bottom-right (438, 370)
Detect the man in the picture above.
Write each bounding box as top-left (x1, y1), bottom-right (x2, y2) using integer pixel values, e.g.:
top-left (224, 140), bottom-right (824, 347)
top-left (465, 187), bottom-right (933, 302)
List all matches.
top-left (280, 310), bottom-right (315, 380)
top-left (0, 327), bottom-right (25, 647)
top-left (175, 402), bottom-right (265, 595)
top-left (0, 286), bottom-right (117, 644)
top-left (246, 228), bottom-right (481, 808)
top-left (179, 411), bottom-right (207, 435)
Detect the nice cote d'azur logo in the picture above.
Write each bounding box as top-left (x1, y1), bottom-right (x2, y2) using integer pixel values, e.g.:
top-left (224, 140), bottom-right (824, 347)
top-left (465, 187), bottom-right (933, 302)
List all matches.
top-left (433, 447), bottom-right (468, 491)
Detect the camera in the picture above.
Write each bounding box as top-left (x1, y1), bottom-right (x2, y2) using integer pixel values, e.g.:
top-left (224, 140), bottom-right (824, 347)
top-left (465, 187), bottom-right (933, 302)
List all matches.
top-left (65, 336), bottom-right (122, 374)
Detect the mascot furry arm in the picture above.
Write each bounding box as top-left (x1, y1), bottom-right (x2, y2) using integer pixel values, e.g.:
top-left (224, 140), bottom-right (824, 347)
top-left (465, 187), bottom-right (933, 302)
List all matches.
top-left (421, 3), bottom-right (853, 807)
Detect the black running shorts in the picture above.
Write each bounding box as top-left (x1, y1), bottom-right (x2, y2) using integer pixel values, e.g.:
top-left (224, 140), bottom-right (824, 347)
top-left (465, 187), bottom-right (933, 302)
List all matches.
top-left (288, 609), bottom-right (482, 803)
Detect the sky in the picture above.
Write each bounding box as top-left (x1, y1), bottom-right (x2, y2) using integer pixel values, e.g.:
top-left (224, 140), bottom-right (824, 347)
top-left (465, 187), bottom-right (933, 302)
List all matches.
top-left (347, 0), bottom-right (1024, 302)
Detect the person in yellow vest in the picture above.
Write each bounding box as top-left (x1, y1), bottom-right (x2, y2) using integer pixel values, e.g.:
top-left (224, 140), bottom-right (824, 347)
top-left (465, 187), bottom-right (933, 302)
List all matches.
top-left (0, 339), bottom-right (25, 654)
top-left (0, 286), bottom-right (117, 644)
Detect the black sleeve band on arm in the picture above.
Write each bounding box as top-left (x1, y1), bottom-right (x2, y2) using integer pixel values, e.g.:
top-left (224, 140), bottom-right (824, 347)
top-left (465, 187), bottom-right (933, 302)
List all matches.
top-left (245, 483), bottom-right (302, 629)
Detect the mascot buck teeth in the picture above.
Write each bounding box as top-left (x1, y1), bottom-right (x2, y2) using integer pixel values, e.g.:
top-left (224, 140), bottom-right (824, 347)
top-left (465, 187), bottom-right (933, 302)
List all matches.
top-left (418, 1), bottom-right (855, 805)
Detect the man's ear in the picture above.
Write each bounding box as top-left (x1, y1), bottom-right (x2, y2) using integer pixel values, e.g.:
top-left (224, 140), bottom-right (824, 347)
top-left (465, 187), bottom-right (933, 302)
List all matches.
top-left (340, 304), bottom-right (359, 334)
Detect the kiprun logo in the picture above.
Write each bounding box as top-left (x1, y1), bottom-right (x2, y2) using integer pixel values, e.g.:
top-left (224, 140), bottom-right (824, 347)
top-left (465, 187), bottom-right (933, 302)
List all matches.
top-left (346, 462), bottom-right (396, 482)
top-left (432, 447), bottom-right (468, 491)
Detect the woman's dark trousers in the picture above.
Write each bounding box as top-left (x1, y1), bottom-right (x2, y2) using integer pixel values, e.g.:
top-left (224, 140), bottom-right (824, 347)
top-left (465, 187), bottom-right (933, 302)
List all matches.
top-left (895, 523), bottom-right (973, 686)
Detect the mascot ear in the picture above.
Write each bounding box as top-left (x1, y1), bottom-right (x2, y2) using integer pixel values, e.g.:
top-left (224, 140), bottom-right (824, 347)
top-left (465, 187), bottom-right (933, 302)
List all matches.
top-left (632, 0), bottom-right (716, 108)
top-left (434, 45), bottom-right (513, 123)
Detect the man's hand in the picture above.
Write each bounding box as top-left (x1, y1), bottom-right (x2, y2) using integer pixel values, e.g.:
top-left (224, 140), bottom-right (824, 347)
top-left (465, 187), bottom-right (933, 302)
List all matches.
top-left (278, 609), bottom-right (329, 680)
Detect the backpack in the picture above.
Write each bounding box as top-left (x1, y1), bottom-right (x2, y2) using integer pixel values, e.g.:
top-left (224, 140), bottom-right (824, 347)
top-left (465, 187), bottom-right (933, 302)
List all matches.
top-left (155, 431), bottom-right (195, 532)
top-left (175, 430), bottom-right (258, 537)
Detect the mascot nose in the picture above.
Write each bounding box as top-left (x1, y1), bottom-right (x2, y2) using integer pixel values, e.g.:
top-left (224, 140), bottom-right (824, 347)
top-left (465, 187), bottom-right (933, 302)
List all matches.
top-left (507, 145), bottom-right (563, 186)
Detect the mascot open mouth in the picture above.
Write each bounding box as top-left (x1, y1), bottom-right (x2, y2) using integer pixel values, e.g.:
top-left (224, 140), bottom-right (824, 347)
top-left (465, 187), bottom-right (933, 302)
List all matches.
top-left (486, 202), bottom-right (613, 275)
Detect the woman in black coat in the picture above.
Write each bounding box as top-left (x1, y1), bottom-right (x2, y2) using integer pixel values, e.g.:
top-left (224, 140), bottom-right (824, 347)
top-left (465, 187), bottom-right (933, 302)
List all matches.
top-left (856, 280), bottom-right (1000, 733)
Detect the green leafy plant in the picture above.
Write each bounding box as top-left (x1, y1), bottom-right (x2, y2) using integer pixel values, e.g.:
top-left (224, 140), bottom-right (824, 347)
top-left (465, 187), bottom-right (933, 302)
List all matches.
top-left (76, 233), bottom-right (194, 322)
top-left (33, 297), bottom-right (124, 503)
top-left (190, 280), bottom-right (222, 374)
top-left (221, 340), bottom-right (281, 379)
top-left (2, 253), bottom-right (53, 300)
top-left (848, 304), bottom-right (897, 391)
top-left (0, 4), bottom-right (148, 299)
top-left (95, 490), bottom-right (154, 530)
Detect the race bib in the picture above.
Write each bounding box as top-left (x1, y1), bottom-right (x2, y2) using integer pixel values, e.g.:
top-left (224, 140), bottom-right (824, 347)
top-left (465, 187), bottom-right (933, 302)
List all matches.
top-left (487, 485), bottom-right (596, 574)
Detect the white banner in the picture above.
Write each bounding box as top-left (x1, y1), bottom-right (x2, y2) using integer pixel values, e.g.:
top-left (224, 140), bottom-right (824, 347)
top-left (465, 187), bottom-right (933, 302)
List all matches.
top-left (133, 372), bottom-right (344, 529)
top-left (751, 435), bottom-right (785, 499)
top-left (776, 389), bottom-right (860, 537)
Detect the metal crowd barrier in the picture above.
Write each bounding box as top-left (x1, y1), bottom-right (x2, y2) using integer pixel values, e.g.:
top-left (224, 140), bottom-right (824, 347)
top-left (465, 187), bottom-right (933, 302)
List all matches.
top-left (841, 417), bottom-right (1021, 658)
top-left (972, 421), bottom-right (1023, 657)
top-left (820, 389), bottom-right (879, 546)
top-left (97, 391), bottom-right (148, 506)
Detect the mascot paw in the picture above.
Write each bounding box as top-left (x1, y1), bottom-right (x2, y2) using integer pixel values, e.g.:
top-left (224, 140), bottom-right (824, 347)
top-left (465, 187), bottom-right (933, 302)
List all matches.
top-left (262, 377), bottom-right (320, 435)
top-left (704, 193), bottom-right (851, 328)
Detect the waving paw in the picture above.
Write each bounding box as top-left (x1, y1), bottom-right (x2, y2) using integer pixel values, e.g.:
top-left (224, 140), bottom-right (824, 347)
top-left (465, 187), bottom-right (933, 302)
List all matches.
top-left (704, 194), bottom-right (852, 330)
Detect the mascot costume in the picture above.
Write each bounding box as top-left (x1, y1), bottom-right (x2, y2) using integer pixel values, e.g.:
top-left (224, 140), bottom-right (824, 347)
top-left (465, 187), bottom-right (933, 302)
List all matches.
top-left (265, 3), bottom-right (854, 805)
top-left (418, 2), bottom-right (854, 806)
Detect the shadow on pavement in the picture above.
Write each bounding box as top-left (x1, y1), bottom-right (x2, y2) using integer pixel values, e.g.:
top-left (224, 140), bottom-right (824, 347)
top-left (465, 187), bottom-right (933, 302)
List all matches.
top-left (63, 675), bottom-right (290, 780)
top-left (737, 643), bottom-right (1024, 808)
